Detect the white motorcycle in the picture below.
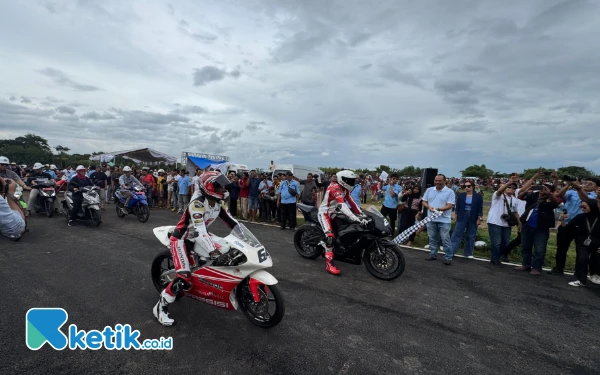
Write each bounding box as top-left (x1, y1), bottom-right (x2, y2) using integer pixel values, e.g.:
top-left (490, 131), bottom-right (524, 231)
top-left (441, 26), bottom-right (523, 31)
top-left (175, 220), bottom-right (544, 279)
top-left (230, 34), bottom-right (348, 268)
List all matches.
top-left (62, 186), bottom-right (102, 226)
top-left (151, 224), bottom-right (285, 328)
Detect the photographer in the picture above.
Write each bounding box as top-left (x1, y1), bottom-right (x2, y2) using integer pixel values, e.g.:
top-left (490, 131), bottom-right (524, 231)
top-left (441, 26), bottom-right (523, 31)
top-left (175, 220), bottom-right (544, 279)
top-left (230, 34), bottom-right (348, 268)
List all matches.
top-left (515, 177), bottom-right (560, 276)
top-left (486, 174), bottom-right (522, 266)
top-left (548, 175), bottom-right (599, 275)
top-left (0, 177), bottom-right (26, 240)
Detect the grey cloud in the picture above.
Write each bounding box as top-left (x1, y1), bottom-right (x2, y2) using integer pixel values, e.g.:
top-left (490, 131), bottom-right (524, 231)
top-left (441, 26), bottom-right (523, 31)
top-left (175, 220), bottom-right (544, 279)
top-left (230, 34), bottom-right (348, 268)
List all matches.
top-left (9, 96), bottom-right (16, 101)
top-left (279, 131), bottom-right (301, 138)
top-left (116, 110), bottom-right (189, 125)
top-left (20, 96), bottom-right (32, 104)
top-left (221, 129), bottom-right (243, 139)
top-left (229, 69), bottom-right (241, 78)
top-left (247, 121), bottom-right (266, 131)
top-left (192, 32), bottom-right (218, 43)
top-left (171, 105), bottom-right (208, 115)
top-left (360, 63), bottom-right (372, 70)
top-left (80, 111), bottom-right (116, 121)
top-left (179, 19), bottom-right (189, 27)
top-left (380, 66), bottom-right (424, 88)
top-left (193, 66), bottom-right (226, 86)
top-left (56, 105), bottom-right (76, 114)
top-left (430, 121), bottom-right (489, 133)
top-left (52, 114), bottom-right (79, 122)
top-left (38, 67), bottom-right (101, 91)
top-left (550, 102), bottom-right (590, 114)
top-left (198, 125), bottom-right (219, 132)
top-left (0, 100), bottom-right (54, 117)
top-left (434, 79), bottom-right (473, 94)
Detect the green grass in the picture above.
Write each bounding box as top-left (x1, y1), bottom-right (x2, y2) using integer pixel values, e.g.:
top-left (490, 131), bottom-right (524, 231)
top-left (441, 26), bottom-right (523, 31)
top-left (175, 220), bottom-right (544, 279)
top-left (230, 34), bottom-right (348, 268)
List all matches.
top-left (280, 198), bottom-right (576, 271)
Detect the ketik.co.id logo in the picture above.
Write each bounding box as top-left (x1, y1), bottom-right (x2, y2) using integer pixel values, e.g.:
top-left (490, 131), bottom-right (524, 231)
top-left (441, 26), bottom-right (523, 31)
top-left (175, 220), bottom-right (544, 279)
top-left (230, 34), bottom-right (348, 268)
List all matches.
top-left (26, 308), bottom-right (172, 350)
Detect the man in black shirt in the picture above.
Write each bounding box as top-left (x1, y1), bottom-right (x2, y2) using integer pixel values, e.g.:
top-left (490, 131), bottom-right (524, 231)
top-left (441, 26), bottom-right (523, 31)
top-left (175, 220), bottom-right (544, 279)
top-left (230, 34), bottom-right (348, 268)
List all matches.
top-left (516, 180), bottom-right (559, 276)
top-left (26, 162), bottom-right (55, 216)
top-left (90, 165), bottom-right (108, 210)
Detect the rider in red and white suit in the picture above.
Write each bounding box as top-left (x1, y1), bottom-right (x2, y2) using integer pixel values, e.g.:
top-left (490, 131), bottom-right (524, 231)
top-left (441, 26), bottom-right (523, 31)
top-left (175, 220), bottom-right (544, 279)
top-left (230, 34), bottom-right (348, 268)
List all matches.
top-left (153, 171), bottom-right (238, 326)
top-left (318, 170), bottom-right (368, 275)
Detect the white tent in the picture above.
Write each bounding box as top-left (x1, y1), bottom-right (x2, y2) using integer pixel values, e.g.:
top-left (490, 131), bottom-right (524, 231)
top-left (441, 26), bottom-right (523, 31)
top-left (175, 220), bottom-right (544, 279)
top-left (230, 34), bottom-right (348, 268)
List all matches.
top-left (89, 148), bottom-right (177, 164)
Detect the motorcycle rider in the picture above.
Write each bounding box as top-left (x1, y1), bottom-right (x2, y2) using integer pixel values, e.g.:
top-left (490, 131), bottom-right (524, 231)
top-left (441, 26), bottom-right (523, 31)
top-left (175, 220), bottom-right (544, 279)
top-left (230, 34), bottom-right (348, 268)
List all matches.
top-left (318, 170), bottom-right (368, 275)
top-left (26, 162), bottom-right (56, 217)
top-left (67, 165), bottom-right (93, 226)
top-left (0, 156), bottom-right (31, 192)
top-left (154, 171), bottom-right (239, 326)
top-left (118, 166), bottom-right (143, 215)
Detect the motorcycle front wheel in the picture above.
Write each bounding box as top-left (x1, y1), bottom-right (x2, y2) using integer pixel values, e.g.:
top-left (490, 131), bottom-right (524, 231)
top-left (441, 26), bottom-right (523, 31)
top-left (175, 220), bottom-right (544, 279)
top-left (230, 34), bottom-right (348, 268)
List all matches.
top-left (136, 204), bottom-right (150, 223)
top-left (45, 200), bottom-right (54, 218)
top-left (293, 224), bottom-right (322, 259)
top-left (363, 243), bottom-right (406, 281)
top-left (237, 281), bottom-right (285, 328)
top-left (89, 209), bottom-right (102, 227)
top-left (116, 201), bottom-right (125, 218)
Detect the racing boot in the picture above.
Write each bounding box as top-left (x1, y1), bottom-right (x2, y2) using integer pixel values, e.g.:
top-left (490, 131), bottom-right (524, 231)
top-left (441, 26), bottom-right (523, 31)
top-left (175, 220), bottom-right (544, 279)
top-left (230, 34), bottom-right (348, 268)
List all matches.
top-left (325, 250), bottom-right (341, 275)
top-left (153, 290), bottom-right (175, 326)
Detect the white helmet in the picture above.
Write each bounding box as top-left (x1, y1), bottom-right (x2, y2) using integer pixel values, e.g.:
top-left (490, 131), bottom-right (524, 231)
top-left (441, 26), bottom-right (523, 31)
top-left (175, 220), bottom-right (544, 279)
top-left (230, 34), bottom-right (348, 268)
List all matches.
top-left (122, 166), bottom-right (132, 172)
top-left (336, 170), bottom-right (357, 191)
top-left (158, 169), bottom-right (165, 173)
top-left (76, 165), bottom-right (86, 171)
top-left (0, 156), bottom-right (9, 164)
top-left (50, 164), bottom-right (57, 170)
top-left (33, 162), bottom-right (44, 169)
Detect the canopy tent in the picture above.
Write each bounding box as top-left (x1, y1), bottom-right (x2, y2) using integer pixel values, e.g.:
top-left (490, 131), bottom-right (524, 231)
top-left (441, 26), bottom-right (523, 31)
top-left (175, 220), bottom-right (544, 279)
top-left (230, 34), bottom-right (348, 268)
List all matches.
top-left (89, 148), bottom-right (177, 165)
top-left (186, 156), bottom-right (231, 172)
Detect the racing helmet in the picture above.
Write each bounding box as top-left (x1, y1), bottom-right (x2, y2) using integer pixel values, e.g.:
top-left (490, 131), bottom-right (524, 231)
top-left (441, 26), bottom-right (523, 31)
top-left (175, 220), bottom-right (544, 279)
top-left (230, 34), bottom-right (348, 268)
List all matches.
top-left (336, 170), bottom-right (357, 191)
top-left (199, 171), bottom-right (231, 201)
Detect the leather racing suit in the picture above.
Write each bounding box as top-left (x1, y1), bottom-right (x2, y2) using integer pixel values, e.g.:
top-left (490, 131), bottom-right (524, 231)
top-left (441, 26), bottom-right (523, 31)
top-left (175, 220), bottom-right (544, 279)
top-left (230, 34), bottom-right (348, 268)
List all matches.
top-left (317, 181), bottom-right (364, 275)
top-left (155, 195), bottom-right (239, 325)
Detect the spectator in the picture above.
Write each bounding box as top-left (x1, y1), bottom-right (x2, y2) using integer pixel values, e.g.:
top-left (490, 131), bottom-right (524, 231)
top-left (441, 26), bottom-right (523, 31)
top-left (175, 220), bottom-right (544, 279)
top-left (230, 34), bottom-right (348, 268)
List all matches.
top-left (515, 181), bottom-right (560, 276)
top-left (297, 173), bottom-right (323, 206)
top-left (566, 199), bottom-right (600, 286)
top-left (398, 184), bottom-right (422, 247)
top-left (277, 171), bottom-right (300, 230)
top-left (549, 176), bottom-right (599, 275)
top-left (239, 172), bottom-right (250, 220)
top-left (248, 170), bottom-right (262, 222)
top-left (226, 171), bottom-right (240, 217)
top-left (451, 181), bottom-right (483, 258)
top-left (89, 165), bottom-right (108, 210)
top-left (0, 177), bottom-right (26, 239)
top-left (422, 174), bottom-right (456, 265)
top-left (258, 174), bottom-right (273, 221)
top-left (486, 175), bottom-right (522, 266)
top-left (380, 174), bottom-right (402, 236)
top-left (176, 169), bottom-right (191, 214)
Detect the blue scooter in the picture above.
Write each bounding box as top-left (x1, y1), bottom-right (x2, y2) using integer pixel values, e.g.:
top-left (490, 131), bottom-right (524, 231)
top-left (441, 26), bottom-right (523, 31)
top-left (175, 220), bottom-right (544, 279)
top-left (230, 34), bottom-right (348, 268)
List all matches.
top-left (115, 185), bottom-right (150, 223)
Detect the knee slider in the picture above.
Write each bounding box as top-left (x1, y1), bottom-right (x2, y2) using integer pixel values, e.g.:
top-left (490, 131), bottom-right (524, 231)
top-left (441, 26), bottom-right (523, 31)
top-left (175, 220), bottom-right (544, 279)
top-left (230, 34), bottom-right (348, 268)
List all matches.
top-left (325, 235), bottom-right (334, 247)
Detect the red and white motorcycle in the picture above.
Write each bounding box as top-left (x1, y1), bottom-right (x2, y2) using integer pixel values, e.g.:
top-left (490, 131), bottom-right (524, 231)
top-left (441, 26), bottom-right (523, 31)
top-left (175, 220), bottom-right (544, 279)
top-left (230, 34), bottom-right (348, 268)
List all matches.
top-left (151, 223), bottom-right (285, 328)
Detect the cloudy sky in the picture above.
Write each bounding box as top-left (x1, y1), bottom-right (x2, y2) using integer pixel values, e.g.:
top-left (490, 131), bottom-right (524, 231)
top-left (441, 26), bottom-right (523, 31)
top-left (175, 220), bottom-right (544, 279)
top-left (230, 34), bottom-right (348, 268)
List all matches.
top-left (1, 0), bottom-right (599, 176)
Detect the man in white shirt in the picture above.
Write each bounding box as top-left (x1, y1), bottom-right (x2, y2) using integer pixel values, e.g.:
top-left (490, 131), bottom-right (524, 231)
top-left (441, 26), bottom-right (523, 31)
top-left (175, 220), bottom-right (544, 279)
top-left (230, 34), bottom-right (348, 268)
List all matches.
top-left (0, 177), bottom-right (26, 239)
top-left (422, 174), bottom-right (456, 265)
top-left (192, 169), bottom-right (203, 193)
top-left (486, 175), bottom-right (521, 266)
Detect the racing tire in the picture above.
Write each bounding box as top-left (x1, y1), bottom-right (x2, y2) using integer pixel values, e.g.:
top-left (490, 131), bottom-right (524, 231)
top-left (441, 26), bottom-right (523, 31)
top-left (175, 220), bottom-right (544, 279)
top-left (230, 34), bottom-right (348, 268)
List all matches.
top-left (151, 250), bottom-right (183, 301)
top-left (293, 224), bottom-right (322, 260)
top-left (237, 281), bottom-right (285, 328)
top-left (363, 243), bottom-right (405, 281)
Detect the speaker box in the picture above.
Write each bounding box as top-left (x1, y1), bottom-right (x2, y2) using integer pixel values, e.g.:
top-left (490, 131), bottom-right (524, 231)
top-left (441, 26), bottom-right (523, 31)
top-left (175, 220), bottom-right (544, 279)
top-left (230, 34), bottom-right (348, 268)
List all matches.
top-left (420, 168), bottom-right (438, 196)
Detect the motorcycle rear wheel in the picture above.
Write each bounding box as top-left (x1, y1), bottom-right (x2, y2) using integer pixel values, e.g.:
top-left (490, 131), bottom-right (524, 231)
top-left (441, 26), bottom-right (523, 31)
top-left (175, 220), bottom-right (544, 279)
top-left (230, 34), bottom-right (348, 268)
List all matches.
top-left (237, 281), bottom-right (285, 328)
top-left (90, 209), bottom-right (102, 227)
top-left (151, 250), bottom-right (183, 301)
top-left (136, 205), bottom-right (150, 223)
top-left (293, 224), bottom-right (322, 259)
top-left (363, 243), bottom-right (406, 281)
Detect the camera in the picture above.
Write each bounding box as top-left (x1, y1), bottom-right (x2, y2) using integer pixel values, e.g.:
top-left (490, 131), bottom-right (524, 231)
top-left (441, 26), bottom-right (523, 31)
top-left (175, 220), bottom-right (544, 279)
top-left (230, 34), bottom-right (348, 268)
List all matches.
top-left (562, 175), bottom-right (577, 182)
top-left (501, 213), bottom-right (511, 221)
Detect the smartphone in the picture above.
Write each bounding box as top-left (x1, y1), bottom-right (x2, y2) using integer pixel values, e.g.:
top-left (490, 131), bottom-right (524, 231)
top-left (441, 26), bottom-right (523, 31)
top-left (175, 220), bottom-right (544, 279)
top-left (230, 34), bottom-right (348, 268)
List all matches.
top-left (532, 185), bottom-right (544, 191)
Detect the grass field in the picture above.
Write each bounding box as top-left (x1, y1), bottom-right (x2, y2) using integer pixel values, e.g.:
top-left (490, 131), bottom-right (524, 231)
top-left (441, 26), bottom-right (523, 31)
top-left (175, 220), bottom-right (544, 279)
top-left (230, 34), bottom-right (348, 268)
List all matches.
top-left (281, 197), bottom-right (576, 271)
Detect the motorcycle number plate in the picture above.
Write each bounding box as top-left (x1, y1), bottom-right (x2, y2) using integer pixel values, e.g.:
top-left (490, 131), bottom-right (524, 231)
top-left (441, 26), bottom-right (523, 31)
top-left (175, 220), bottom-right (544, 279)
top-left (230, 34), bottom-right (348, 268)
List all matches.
top-left (43, 188), bottom-right (55, 191)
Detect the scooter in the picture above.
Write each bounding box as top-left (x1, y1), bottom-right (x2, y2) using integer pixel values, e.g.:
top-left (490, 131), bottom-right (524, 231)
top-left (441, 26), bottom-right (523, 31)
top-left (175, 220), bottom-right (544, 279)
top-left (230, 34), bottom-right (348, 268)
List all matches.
top-left (151, 223), bottom-right (285, 328)
top-left (28, 178), bottom-right (57, 218)
top-left (115, 186), bottom-right (150, 223)
top-left (62, 186), bottom-right (102, 226)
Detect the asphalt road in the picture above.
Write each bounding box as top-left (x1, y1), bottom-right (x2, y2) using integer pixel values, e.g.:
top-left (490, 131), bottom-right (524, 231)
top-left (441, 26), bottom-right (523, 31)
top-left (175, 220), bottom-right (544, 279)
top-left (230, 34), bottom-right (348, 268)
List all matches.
top-left (1, 204), bottom-right (599, 375)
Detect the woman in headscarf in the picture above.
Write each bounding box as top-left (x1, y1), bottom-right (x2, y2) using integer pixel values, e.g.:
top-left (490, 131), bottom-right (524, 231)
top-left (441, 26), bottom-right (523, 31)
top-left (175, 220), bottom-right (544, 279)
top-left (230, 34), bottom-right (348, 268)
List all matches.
top-left (568, 199), bottom-right (600, 286)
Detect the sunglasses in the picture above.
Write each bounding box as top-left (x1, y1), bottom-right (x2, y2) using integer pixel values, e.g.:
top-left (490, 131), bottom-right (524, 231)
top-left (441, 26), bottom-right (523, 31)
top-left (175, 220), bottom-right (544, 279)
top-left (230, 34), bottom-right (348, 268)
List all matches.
top-left (464, 185), bottom-right (472, 188)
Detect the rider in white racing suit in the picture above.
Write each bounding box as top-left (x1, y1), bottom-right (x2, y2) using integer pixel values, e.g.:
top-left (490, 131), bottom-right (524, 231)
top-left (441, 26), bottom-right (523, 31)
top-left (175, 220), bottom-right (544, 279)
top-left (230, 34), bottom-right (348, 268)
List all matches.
top-left (154, 171), bottom-right (238, 326)
top-left (318, 170), bottom-right (368, 275)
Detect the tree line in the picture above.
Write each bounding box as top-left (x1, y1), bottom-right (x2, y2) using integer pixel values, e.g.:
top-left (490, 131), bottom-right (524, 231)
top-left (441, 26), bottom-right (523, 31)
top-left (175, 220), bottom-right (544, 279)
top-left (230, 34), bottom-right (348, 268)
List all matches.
top-left (1, 134), bottom-right (596, 179)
